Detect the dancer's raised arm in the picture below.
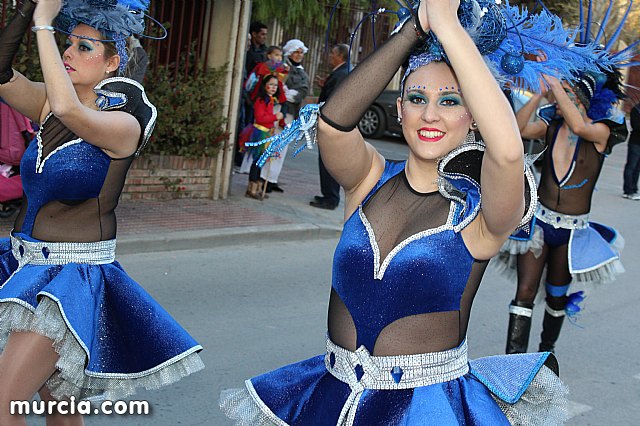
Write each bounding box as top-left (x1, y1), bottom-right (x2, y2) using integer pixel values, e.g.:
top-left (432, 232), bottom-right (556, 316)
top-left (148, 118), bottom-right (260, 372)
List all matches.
top-left (544, 74), bottom-right (610, 151)
top-left (0, 0), bottom-right (47, 122)
top-left (424, 0), bottom-right (524, 255)
top-left (317, 13), bottom-right (425, 209)
top-left (32, 0), bottom-right (141, 158)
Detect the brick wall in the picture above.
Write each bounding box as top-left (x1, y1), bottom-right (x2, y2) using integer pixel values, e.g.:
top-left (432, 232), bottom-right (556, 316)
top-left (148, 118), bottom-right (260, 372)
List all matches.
top-left (122, 155), bottom-right (214, 200)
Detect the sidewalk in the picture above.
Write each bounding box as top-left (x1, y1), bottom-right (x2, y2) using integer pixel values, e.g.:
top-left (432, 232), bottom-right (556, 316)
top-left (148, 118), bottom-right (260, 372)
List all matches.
top-left (0, 149), bottom-right (346, 254)
top-left (1, 137), bottom-right (633, 254)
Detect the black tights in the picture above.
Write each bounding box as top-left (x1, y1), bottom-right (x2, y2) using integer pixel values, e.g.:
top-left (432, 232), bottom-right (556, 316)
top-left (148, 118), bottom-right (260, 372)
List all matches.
top-left (515, 244), bottom-right (572, 309)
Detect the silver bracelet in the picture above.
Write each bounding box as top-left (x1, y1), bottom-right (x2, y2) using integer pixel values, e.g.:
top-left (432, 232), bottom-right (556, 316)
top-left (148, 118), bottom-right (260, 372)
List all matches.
top-left (31, 25), bottom-right (55, 33)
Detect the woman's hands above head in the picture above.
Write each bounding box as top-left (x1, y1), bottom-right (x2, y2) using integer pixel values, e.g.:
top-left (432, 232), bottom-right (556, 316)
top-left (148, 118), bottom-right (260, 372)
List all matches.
top-left (542, 74), bottom-right (562, 90)
top-left (33, 0), bottom-right (62, 27)
top-left (418, 0), bottom-right (462, 35)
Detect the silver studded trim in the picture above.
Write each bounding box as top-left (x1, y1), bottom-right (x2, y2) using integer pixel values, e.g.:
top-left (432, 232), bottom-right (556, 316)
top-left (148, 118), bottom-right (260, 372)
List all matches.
top-left (10, 234), bottom-right (116, 266)
top-left (35, 113), bottom-right (83, 174)
top-left (324, 337), bottom-right (469, 391)
top-left (359, 202), bottom-right (457, 281)
top-left (520, 164), bottom-right (539, 230)
top-left (325, 337), bottom-right (469, 426)
top-left (94, 77), bottom-right (157, 156)
top-left (535, 205), bottom-right (589, 230)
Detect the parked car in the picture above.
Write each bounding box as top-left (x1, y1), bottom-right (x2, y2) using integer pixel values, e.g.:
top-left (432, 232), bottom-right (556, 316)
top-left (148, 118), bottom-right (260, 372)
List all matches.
top-left (358, 90), bottom-right (402, 138)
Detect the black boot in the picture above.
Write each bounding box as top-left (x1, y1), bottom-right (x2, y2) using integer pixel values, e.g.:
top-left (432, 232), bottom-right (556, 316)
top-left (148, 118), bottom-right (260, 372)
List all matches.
top-left (539, 306), bottom-right (565, 353)
top-left (506, 300), bottom-right (534, 354)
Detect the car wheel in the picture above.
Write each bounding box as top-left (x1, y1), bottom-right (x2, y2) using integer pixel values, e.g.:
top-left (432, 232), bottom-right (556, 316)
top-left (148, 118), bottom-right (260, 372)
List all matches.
top-left (358, 105), bottom-right (386, 139)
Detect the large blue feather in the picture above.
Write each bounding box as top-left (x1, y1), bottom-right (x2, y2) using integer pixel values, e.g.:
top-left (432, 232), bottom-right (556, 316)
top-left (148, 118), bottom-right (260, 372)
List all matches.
top-left (485, 4), bottom-right (611, 92)
top-left (605, 0), bottom-right (634, 50)
top-left (579, 0), bottom-right (585, 43)
top-left (593, 0), bottom-right (614, 45)
top-left (585, 0), bottom-right (594, 43)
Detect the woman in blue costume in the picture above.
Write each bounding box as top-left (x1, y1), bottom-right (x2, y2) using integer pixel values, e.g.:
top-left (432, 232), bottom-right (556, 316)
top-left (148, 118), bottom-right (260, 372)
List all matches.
top-left (498, 70), bottom-right (627, 355)
top-left (216, 0), bottom-right (608, 423)
top-left (0, 0), bottom-right (203, 423)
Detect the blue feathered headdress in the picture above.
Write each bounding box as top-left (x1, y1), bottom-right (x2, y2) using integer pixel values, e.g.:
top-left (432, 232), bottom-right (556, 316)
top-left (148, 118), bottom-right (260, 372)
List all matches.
top-left (399, 0), bottom-right (622, 94)
top-left (55, 0), bottom-right (151, 72)
top-left (569, 0), bottom-right (639, 120)
top-left (572, 69), bottom-right (625, 121)
top-left (57, 0), bottom-right (149, 38)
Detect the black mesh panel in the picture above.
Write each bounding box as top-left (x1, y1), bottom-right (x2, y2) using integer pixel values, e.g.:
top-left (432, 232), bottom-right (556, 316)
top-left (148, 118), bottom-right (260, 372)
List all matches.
top-left (13, 115), bottom-right (133, 242)
top-left (538, 121), bottom-right (604, 214)
top-left (328, 170), bottom-right (489, 355)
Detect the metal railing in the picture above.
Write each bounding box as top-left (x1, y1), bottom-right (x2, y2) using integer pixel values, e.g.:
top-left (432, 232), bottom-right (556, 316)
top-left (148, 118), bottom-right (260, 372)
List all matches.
top-left (1, 1), bottom-right (216, 80)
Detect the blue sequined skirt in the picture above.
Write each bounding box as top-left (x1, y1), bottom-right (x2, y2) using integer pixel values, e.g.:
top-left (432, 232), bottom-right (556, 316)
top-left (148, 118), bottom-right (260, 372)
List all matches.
top-left (219, 337), bottom-right (569, 425)
top-left (0, 233), bottom-right (204, 401)
top-left (493, 204), bottom-right (625, 287)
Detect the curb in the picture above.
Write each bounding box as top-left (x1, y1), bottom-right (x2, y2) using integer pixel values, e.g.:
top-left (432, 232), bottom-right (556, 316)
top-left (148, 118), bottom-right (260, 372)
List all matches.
top-left (116, 223), bottom-right (343, 255)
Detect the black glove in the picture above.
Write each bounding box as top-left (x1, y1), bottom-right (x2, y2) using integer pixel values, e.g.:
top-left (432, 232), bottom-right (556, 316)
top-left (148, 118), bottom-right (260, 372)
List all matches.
top-left (0, 0), bottom-right (37, 84)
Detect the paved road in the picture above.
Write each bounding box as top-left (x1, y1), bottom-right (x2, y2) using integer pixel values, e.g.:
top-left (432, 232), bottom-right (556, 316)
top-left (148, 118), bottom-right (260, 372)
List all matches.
top-left (24, 138), bottom-right (640, 425)
top-left (71, 230), bottom-right (638, 425)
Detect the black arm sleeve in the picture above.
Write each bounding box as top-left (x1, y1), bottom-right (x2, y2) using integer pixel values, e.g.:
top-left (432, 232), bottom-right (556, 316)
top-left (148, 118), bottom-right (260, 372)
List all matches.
top-left (319, 19), bottom-right (422, 132)
top-left (0, 0), bottom-right (36, 85)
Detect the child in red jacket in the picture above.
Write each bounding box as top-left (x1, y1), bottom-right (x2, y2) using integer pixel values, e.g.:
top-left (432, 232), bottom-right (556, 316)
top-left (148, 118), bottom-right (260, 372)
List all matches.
top-left (238, 74), bottom-right (284, 199)
top-left (244, 46), bottom-right (288, 105)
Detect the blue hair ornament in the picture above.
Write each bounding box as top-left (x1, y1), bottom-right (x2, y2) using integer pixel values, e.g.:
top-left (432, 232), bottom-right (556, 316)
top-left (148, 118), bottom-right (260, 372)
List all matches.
top-left (55, 0), bottom-right (162, 73)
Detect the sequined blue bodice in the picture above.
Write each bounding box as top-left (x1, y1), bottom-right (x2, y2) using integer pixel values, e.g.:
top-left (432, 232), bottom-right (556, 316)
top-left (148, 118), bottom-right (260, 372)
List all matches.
top-left (12, 77), bottom-right (156, 242)
top-left (19, 120), bottom-right (112, 236)
top-left (331, 161), bottom-right (482, 352)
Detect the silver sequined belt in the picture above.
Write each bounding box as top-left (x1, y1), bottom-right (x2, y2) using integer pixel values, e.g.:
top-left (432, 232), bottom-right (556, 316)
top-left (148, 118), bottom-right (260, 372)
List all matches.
top-left (324, 337), bottom-right (469, 390)
top-left (535, 204), bottom-right (589, 230)
top-left (10, 234), bottom-right (116, 265)
top-left (324, 338), bottom-right (469, 426)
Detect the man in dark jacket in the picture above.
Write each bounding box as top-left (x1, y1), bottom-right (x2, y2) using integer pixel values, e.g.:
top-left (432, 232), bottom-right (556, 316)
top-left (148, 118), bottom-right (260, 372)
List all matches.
top-left (245, 22), bottom-right (268, 75)
top-left (311, 44), bottom-right (350, 210)
top-left (623, 103), bottom-right (640, 200)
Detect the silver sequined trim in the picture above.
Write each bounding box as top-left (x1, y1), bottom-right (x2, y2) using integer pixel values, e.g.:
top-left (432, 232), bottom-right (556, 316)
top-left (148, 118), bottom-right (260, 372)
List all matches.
top-left (521, 165), bottom-right (539, 229)
top-left (244, 380), bottom-right (289, 426)
top-left (10, 234), bottom-right (116, 266)
top-left (535, 205), bottom-right (589, 230)
top-left (559, 161), bottom-right (576, 187)
top-left (359, 202), bottom-right (457, 280)
top-left (94, 89), bottom-right (128, 111)
top-left (94, 77), bottom-right (157, 156)
top-left (35, 113), bottom-right (83, 174)
top-left (437, 142), bottom-right (485, 232)
top-left (325, 337), bottom-right (469, 426)
top-left (325, 337), bottom-right (469, 390)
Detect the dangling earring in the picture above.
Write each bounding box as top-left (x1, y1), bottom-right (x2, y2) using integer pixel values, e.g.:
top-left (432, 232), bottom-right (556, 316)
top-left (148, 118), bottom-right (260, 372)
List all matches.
top-left (397, 116), bottom-right (402, 124)
top-left (470, 121), bottom-right (478, 131)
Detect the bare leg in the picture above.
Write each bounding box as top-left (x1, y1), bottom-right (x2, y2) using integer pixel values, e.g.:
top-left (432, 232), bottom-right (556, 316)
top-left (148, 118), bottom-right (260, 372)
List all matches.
top-left (39, 387), bottom-right (84, 426)
top-left (0, 331), bottom-right (58, 425)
